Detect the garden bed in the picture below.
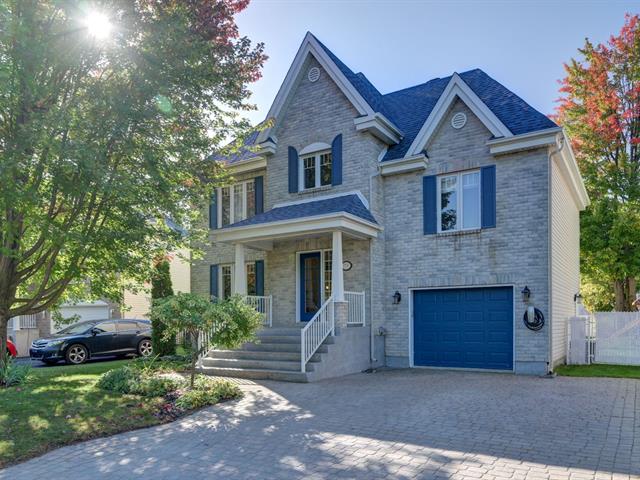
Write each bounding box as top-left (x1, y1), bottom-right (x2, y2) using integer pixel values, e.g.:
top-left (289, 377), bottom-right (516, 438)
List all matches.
top-left (0, 357), bottom-right (241, 467)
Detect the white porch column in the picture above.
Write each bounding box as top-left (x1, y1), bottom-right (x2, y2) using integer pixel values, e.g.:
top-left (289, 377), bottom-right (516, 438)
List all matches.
top-left (234, 243), bottom-right (247, 295)
top-left (332, 230), bottom-right (345, 302)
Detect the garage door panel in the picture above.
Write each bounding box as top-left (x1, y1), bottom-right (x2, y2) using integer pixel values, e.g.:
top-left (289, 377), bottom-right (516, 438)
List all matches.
top-left (413, 287), bottom-right (513, 370)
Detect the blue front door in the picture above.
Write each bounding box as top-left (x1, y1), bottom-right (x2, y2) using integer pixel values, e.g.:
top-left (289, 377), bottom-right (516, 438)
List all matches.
top-left (413, 287), bottom-right (514, 370)
top-left (299, 252), bottom-right (322, 321)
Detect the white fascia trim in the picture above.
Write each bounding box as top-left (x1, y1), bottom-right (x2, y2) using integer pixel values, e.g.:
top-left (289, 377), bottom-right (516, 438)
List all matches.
top-left (406, 73), bottom-right (513, 157)
top-left (487, 127), bottom-right (562, 155)
top-left (379, 154), bottom-right (429, 176)
top-left (257, 139), bottom-right (277, 156)
top-left (257, 33), bottom-right (374, 144)
top-left (354, 113), bottom-right (402, 144)
top-left (226, 156), bottom-right (267, 174)
top-left (299, 142), bottom-right (331, 156)
top-left (213, 212), bottom-right (381, 244)
top-left (556, 130), bottom-right (590, 210)
top-left (273, 189), bottom-right (369, 209)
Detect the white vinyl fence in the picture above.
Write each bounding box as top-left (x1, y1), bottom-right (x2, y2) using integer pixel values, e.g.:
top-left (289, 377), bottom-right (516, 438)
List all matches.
top-left (568, 312), bottom-right (640, 366)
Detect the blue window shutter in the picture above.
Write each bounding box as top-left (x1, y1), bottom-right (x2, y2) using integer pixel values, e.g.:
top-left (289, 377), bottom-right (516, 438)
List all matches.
top-left (481, 165), bottom-right (496, 229)
top-left (331, 134), bottom-right (343, 186)
top-left (209, 265), bottom-right (219, 302)
top-left (288, 147), bottom-right (298, 193)
top-left (254, 176), bottom-right (264, 214)
top-left (209, 190), bottom-right (218, 229)
top-left (255, 260), bottom-right (264, 296)
top-left (423, 175), bottom-right (437, 234)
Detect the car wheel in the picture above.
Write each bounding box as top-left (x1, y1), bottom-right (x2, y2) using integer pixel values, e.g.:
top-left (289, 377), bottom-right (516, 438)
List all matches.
top-left (65, 344), bottom-right (88, 365)
top-left (137, 339), bottom-right (153, 358)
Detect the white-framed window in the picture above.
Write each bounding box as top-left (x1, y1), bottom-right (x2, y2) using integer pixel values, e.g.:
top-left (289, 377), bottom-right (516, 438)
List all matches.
top-left (218, 179), bottom-right (256, 228)
top-left (323, 250), bottom-right (332, 299)
top-left (218, 262), bottom-right (259, 298)
top-left (246, 262), bottom-right (257, 296)
top-left (437, 170), bottom-right (481, 232)
top-left (220, 264), bottom-right (233, 299)
top-left (299, 151), bottom-right (332, 191)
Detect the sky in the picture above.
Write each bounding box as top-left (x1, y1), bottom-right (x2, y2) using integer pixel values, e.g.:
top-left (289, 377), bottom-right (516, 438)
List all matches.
top-left (235, 0), bottom-right (637, 126)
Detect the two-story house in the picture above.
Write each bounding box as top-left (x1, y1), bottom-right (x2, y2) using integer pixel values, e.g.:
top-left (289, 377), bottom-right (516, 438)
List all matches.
top-left (192, 33), bottom-right (589, 382)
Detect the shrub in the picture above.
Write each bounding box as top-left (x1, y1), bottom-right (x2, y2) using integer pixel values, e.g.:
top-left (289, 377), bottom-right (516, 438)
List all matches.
top-left (97, 365), bottom-right (139, 393)
top-left (130, 373), bottom-right (185, 397)
top-left (175, 378), bottom-right (241, 410)
top-left (151, 259), bottom-right (176, 356)
top-left (0, 353), bottom-right (31, 388)
top-left (151, 293), bottom-right (262, 387)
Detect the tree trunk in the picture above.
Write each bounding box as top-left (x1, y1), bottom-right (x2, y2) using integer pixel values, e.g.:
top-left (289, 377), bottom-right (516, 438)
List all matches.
top-left (0, 312), bottom-right (9, 370)
top-left (614, 280), bottom-right (626, 311)
top-left (627, 277), bottom-right (637, 311)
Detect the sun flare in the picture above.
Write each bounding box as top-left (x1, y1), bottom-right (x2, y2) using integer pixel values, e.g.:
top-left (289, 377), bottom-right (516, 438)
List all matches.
top-left (83, 11), bottom-right (112, 40)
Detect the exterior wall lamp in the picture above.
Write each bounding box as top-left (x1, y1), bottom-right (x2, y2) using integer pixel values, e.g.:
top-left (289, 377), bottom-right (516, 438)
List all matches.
top-left (521, 286), bottom-right (531, 303)
top-left (392, 291), bottom-right (402, 305)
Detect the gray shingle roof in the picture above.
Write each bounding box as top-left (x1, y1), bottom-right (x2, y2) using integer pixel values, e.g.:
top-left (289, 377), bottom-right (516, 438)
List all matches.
top-left (225, 194), bottom-right (377, 229)
top-left (215, 34), bottom-right (557, 165)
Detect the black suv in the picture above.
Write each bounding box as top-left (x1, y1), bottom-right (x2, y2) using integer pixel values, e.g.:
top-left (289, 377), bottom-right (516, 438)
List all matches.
top-left (30, 319), bottom-right (153, 365)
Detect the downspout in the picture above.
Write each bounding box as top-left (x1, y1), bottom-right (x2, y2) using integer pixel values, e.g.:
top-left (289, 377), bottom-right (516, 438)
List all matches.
top-left (368, 147), bottom-right (387, 364)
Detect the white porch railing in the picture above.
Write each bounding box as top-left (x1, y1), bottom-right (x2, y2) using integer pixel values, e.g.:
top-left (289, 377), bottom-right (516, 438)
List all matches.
top-left (301, 295), bottom-right (334, 372)
top-left (244, 295), bottom-right (272, 327)
top-left (345, 291), bottom-right (365, 326)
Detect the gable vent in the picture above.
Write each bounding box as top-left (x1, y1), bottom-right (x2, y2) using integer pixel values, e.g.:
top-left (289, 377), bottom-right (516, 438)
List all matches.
top-left (308, 67), bottom-right (320, 83)
top-left (451, 112), bottom-right (467, 129)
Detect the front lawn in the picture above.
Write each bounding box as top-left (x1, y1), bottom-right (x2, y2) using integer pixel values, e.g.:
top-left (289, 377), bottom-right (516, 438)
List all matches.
top-left (556, 364), bottom-right (640, 379)
top-left (1, 360), bottom-right (166, 467)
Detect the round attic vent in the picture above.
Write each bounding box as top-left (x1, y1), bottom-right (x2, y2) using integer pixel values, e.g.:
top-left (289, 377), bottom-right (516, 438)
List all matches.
top-left (308, 67), bottom-right (320, 83)
top-left (451, 112), bottom-right (467, 129)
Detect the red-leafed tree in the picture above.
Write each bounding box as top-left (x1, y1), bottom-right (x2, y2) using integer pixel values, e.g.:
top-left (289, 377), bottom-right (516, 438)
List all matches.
top-left (0, 0), bottom-right (265, 364)
top-left (554, 13), bottom-right (640, 311)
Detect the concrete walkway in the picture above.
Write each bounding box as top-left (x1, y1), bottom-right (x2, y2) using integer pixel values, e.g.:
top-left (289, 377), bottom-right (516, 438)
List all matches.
top-left (2, 369), bottom-right (638, 479)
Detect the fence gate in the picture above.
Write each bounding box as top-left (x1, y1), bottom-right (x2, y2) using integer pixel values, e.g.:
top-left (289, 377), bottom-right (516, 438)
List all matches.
top-left (568, 312), bottom-right (640, 366)
top-left (594, 312), bottom-right (640, 365)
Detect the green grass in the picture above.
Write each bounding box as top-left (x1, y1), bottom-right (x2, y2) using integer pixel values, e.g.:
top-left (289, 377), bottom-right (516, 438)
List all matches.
top-left (0, 360), bottom-right (165, 467)
top-left (556, 364), bottom-right (640, 379)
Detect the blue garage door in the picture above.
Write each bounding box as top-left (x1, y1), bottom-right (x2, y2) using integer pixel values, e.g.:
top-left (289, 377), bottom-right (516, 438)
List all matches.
top-left (413, 287), bottom-right (513, 370)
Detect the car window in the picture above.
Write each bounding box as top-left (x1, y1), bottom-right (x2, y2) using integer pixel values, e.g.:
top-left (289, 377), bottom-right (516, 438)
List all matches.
top-left (117, 321), bottom-right (140, 332)
top-left (136, 321), bottom-right (150, 330)
top-left (59, 322), bottom-right (97, 335)
top-left (93, 322), bottom-right (117, 333)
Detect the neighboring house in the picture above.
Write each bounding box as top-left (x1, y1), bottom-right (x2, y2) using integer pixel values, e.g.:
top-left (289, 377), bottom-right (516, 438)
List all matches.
top-left (39, 252), bottom-right (189, 339)
top-left (192, 33), bottom-right (589, 381)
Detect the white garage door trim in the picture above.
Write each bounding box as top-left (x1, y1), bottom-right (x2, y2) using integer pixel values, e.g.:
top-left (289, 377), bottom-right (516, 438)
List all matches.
top-left (408, 284), bottom-right (516, 372)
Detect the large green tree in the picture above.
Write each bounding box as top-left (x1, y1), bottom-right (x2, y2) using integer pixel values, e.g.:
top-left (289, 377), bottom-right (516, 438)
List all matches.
top-left (0, 0), bottom-right (265, 363)
top-left (555, 13), bottom-right (640, 311)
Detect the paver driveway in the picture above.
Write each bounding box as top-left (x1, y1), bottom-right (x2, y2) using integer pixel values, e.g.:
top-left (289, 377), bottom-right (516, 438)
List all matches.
top-left (1, 369), bottom-right (639, 479)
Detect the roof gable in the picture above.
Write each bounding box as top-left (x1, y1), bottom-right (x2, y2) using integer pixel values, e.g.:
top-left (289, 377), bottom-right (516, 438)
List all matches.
top-left (256, 33), bottom-right (379, 144)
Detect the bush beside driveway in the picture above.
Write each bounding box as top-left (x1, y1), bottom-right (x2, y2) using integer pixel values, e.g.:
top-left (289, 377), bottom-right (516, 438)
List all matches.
top-left (1, 369), bottom-right (638, 479)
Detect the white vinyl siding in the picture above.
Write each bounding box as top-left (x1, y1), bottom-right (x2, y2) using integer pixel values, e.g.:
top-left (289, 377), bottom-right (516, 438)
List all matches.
top-left (550, 158), bottom-right (581, 365)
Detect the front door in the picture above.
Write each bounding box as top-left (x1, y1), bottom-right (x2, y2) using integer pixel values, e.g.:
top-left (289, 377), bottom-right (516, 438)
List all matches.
top-left (299, 252), bottom-right (322, 321)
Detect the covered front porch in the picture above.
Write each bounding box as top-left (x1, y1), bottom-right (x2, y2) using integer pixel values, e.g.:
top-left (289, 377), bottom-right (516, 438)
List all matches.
top-left (211, 193), bottom-right (380, 374)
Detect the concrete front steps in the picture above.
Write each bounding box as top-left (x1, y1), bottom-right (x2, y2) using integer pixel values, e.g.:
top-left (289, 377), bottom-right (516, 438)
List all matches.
top-left (199, 327), bottom-right (333, 383)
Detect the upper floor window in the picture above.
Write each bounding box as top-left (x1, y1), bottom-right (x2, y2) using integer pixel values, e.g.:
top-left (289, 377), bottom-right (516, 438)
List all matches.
top-left (437, 170), bottom-right (480, 232)
top-left (300, 151), bottom-right (332, 191)
top-left (219, 180), bottom-right (255, 227)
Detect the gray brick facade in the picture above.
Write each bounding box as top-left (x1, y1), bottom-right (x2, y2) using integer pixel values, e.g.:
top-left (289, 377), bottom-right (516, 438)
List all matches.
top-left (193, 62), bottom-right (555, 375)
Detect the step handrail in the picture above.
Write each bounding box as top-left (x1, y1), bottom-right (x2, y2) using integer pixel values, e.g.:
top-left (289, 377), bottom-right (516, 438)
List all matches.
top-left (300, 295), bottom-right (334, 372)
